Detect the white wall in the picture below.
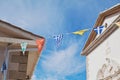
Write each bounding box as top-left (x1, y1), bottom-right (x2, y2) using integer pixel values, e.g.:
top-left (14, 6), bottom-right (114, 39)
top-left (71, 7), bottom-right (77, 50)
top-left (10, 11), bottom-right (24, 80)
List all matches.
top-left (87, 12), bottom-right (120, 80)
top-left (102, 11), bottom-right (120, 28)
top-left (87, 27), bottom-right (120, 80)
top-left (96, 11), bottom-right (120, 38)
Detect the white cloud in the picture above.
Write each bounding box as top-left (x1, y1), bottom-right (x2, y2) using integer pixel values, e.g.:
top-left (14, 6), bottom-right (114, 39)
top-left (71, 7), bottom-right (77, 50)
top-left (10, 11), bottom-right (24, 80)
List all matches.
top-left (41, 43), bottom-right (85, 76)
top-left (0, 1), bottom-right (86, 79)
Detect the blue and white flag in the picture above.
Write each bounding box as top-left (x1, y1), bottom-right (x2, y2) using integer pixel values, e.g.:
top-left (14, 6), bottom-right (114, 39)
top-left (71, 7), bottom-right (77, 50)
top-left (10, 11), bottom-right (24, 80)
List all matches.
top-left (1, 61), bottom-right (6, 74)
top-left (20, 42), bottom-right (28, 55)
top-left (53, 34), bottom-right (63, 47)
top-left (93, 26), bottom-right (104, 35)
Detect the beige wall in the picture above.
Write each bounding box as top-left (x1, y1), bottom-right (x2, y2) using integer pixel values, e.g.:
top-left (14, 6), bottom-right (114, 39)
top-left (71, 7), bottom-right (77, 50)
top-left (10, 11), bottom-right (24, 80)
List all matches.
top-left (87, 23), bottom-right (120, 80)
top-left (7, 51), bottom-right (28, 80)
top-left (87, 12), bottom-right (120, 80)
top-left (0, 32), bottom-right (10, 79)
top-left (27, 51), bottom-right (39, 77)
top-left (0, 20), bottom-right (44, 80)
top-left (96, 11), bottom-right (120, 38)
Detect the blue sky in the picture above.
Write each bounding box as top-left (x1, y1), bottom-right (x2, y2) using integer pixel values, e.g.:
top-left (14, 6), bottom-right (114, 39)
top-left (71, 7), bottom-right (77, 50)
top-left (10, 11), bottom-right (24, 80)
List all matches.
top-left (0, 0), bottom-right (119, 80)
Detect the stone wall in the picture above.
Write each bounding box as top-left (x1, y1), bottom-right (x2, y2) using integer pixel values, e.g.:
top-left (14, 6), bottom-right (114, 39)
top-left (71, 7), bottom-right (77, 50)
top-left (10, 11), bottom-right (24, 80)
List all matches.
top-left (7, 51), bottom-right (28, 80)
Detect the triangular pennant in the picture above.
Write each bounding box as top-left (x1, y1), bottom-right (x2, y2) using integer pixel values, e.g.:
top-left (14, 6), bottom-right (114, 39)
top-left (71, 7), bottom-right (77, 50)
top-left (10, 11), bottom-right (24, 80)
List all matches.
top-left (1, 61), bottom-right (6, 74)
top-left (115, 21), bottom-right (120, 27)
top-left (53, 34), bottom-right (63, 47)
top-left (20, 42), bottom-right (27, 55)
top-left (93, 26), bottom-right (104, 35)
top-left (36, 39), bottom-right (44, 53)
top-left (72, 29), bottom-right (89, 35)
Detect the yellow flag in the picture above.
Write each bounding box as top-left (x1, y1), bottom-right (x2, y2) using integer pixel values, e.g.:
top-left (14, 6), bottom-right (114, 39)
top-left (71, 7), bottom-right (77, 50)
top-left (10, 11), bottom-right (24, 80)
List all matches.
top-left (115, 21), bottom-right (120, 27)
top-left (72, 29), bottom-right (89, 35)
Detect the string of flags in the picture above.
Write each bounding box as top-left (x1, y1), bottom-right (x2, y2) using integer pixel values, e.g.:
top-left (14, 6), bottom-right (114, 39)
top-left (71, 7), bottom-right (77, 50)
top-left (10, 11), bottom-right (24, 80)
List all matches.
top-left (19, 28), bottom-right (91, 54)
top-left (52, 21), bottom-right (120, 47)
top-left (20, 39), bottom-right (45, 55)
top-left (0, 21), bottom-right (120, 74)
top-left (12, 21), bottom-right (120, 54)
top-left (52, 27), bottom-right (103, 47)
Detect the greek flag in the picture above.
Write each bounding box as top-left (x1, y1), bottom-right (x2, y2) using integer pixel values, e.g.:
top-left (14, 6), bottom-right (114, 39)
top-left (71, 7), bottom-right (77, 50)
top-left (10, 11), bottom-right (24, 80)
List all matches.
top-left (53, 34), bottom-right (63, 47)
top-left (93, 26), bottom-right (104, 35)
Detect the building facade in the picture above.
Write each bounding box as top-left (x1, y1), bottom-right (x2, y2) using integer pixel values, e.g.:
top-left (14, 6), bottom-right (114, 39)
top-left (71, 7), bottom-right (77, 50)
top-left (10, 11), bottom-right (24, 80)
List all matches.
top-left (0, 20), bottom-right (45, 80)
top-left (81, 4), bottom-right (120, 80)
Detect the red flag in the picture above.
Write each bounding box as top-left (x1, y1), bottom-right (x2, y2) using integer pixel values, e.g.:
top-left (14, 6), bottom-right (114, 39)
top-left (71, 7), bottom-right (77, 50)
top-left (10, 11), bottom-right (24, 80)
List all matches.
top-left (36, 39), bottom-right (45, 53)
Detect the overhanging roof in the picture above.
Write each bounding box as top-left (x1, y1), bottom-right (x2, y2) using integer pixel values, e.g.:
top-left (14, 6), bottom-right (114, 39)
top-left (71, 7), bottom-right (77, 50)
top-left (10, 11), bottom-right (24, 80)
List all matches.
top-left (0, 19), bottom-right (45, 79)
top-left (81, 4), bottom-right (120, 56)
top-left (0, 19), bottom-right (45, 49)
top-left (0, 20), bottom-right (44, 40)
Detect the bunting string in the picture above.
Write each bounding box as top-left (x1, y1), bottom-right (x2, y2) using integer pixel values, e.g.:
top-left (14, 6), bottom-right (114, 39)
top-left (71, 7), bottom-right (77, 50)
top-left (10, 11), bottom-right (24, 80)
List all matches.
top-left (2, 22), bottom-right (119, 54)
top-left (0, 22), bottom-right (119, 73)
top-left (49, 21), bottom-right (120, 47)
top-left (19, 22), bottom-right (120, 51)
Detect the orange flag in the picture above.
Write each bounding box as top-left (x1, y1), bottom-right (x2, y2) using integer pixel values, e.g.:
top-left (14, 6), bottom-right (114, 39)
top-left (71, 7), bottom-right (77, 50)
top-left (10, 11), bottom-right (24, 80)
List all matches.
top-left (36, 39), bottom-right (45, 53)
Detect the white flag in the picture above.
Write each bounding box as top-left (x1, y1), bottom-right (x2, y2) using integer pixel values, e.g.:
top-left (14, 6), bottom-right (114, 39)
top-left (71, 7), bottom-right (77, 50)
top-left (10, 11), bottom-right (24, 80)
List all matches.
top-left (20, 42), bottom-right (27, 55)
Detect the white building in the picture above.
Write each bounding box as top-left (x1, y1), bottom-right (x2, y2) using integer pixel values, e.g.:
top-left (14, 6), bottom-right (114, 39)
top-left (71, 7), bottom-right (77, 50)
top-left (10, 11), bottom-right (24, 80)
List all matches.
top-left (81, 4), bottom-right (120, 80)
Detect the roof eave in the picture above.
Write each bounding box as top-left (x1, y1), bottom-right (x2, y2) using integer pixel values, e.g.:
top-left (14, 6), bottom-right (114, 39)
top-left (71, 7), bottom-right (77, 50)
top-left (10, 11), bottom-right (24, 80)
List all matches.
top-left (0, 19), bottom-right (44, 40)
top-left (81, 4), bottom-right (120, 56)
